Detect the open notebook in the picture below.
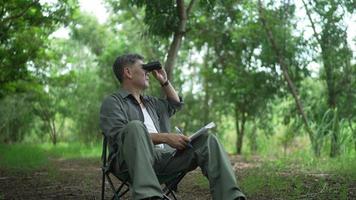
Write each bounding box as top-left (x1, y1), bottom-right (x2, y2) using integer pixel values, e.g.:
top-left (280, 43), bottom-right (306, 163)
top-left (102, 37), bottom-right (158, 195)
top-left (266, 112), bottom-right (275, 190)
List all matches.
top-left (170, 122), bottom-right (216, 158)
top-left (189, 122), bottom-right (216, 141)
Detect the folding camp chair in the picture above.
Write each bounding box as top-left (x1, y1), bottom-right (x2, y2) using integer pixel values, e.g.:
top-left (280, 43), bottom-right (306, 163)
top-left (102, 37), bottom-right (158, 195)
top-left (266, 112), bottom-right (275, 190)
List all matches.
top-left (101, 135), bottom-right (186, 200)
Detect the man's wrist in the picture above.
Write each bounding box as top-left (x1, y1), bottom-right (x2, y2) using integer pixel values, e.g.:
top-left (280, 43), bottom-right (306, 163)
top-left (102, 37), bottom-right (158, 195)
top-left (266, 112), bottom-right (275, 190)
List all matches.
top-left (161, 133), bottom-right (169, 143)
top-left (161, 80), bottom-right (169, 87)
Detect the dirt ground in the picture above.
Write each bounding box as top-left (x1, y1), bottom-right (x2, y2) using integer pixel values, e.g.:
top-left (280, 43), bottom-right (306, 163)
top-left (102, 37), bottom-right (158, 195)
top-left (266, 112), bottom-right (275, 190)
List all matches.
top-left (0, 157), bottom-right (212, 200)
top-left (0, 156), bottom-right (355, 200)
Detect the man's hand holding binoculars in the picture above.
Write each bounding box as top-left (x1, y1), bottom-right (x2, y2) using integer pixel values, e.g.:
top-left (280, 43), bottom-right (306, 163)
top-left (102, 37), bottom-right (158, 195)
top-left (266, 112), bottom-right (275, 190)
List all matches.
top-left (143, 61), bottom-right (168, 86)
top-left (152, 69), bottom-right (168, 86)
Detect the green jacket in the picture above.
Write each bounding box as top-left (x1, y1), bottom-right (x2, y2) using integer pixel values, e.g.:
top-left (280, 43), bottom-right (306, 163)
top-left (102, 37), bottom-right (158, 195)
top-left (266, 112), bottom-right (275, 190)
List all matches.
top-left (99, 88), bottom-right (183, 167)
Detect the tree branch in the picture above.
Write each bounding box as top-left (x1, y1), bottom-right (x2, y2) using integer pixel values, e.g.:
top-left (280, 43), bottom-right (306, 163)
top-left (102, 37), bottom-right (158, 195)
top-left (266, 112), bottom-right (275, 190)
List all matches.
top-left (164, 0), bottom-right (196, 80)
top-left (301, 0), bottom-right (322, 45)
top-left (177, 0), bottom-right (186, 21)
top-left (186, 0), bottom-right (196, 18)
top-left (257, 0), bottom-right (314, 141)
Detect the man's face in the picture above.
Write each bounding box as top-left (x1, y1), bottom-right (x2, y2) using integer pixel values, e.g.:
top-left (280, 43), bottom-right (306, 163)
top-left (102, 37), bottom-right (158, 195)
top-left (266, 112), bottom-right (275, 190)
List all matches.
top-left (127, 59), bottom-right (150, 89)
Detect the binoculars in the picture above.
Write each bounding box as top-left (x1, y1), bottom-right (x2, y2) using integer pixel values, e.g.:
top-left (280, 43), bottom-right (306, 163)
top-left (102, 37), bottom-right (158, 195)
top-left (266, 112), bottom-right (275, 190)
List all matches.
top-left (142, 61), bottom-right (162, 71)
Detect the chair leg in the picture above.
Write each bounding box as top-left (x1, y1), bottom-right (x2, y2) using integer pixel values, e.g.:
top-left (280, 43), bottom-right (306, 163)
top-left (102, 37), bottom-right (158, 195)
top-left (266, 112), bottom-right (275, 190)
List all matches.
top-left (104, 171), bottom-right (185, 200)
top-left (118, 187), bottom-right (130, 198)
top-left (163, 172), bottom-right (186, 200)
top-left (169, 189), bottom-right (178, 200)
top-left (106, 174), bottom-right (120, 200)
top-left (116, 179), bottom-right (130, 198)
top-left (162, 194), bottom-right (172, 200)
top-left (166, 173), bottom-right (186, 193)
top-left (164, 186), bottom-right (181, 200)
top-left (163, 188), bottom-right (178, 200)
top-left (101, 171), bottom-right (106, 200)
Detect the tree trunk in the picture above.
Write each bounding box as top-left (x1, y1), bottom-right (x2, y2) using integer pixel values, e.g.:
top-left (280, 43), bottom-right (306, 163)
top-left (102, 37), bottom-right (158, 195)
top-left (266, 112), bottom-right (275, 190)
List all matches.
top-left (302, 0), bottom-right (342, 157)
top-left (329, 109), bottom-right (340, 157)
top-left (330, 132), bottom-right (339, 157)
top-left (349, 119), bottom-right (356, 152)
top-left (322, 37), bottom-right (341, 158)
top-left (52, 129), bottom-right (57, 145)
top-left (164, 0), bottom-right (196, 81)
top-left (313, 141), bottom-right (321, 157)
top-left (165, 33), bottom-right (184, 81)
top-left (257, 0), bottom-right (314, 148)
top-left (235, 104), bottom-right (245, 155)
top-left (50, 118), bottom-right (57, 145)
top-left (250, 120), bottom-right (258, 154)
top-left (40, 107), bottom-right (58, 146)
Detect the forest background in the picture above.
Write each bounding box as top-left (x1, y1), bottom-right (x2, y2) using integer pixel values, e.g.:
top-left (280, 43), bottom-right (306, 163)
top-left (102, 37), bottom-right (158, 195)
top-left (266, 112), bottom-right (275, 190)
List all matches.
top-left (0, 0), bottom-right (355, 199)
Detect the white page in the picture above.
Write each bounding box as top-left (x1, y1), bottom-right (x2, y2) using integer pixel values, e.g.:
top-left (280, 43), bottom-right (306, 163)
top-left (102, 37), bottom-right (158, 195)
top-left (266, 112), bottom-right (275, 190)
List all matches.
top-left (189, 122), bottom-right (216, 141)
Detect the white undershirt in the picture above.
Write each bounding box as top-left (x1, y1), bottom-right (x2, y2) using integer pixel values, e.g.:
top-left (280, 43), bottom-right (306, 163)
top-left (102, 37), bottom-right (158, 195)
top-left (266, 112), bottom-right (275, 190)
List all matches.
top-left (141, 106), bottom-right (164, 149)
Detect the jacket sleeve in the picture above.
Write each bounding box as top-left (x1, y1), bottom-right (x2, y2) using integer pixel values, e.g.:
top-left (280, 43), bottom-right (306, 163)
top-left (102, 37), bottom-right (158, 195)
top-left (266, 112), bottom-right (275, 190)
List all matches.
top-left (99, 95), bottom-right (128, 139)
top-left (154, 96), bottom-right (184, 118)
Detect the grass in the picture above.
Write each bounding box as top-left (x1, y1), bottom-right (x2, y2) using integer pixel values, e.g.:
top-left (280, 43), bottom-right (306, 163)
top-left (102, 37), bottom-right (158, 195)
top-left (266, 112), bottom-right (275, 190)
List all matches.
top-left (0, 144), bottom-right (49, 171)
top-left (231, 132), bottom-right (356, 199)
top-left (244, 172), bottom-right (312, 199)
top-left (195, 174), bottom-right (209, 189)
top-left (263, 149), bottom-right (356, 178)
top-left (238, 148), bottom-right (356, 200)
top-left (0, 142), bottom-right (101, 171)
top-left (240, 161), bottom-right (353, 200)
top-left (193, 167), bottom-right (350, 200)
top-left (39, 142), bottom-right (101, 159)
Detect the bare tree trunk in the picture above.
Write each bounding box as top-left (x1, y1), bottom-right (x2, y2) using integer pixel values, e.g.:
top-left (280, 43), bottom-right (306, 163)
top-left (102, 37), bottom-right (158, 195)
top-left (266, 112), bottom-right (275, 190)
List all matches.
top-left (235, 104), bottom-right (246, 155)
top-left (250, 119), bottom-right (258, 154)
top-left (57, 117), bottom-right (65, 139)
top-left (39, 105), bottom-right (57, 146)
top-left (257, 0), bottom-right (314, 144)
top-left (330, 109), bottom-right (340, 157)
top-left (330, 131), bottom-right (339, 157)
top-left (50, 118), bottom-right (57, 145)
top-left (165, 34), bottom-right (183, 81)
top-left (164, 0), bottom-right (196, 81)
top-left (348, 119), bottom-right (356, 152)
top-left (320, 28), bottom-right (339, 157)
top-left (302, 0), bottom-right (342, 157)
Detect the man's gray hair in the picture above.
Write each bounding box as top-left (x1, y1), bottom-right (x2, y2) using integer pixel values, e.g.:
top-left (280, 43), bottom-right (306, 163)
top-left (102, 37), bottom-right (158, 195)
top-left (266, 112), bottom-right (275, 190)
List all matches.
top-left (113, 53), bottom-right (144, 83)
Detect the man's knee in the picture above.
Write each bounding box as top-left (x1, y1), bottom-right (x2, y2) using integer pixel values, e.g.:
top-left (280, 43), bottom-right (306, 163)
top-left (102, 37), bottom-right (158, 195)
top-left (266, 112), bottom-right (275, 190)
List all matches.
top-left (193, 132), bottom-right (222, 149)
top-left (198, 132), bottom-right (219, 143)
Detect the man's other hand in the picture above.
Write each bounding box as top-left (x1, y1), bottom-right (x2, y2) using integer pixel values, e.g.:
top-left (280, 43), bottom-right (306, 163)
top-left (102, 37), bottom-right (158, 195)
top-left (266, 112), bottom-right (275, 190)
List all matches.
top-left (152, 69), bottom-right (168, 85)
top-left (164, 134), bottom-right (191, 150)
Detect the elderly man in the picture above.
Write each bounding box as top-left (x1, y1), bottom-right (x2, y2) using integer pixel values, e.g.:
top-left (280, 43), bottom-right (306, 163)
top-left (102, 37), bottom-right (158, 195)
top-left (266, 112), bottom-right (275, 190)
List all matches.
top-left (99, 53), bottom-right (246, 200)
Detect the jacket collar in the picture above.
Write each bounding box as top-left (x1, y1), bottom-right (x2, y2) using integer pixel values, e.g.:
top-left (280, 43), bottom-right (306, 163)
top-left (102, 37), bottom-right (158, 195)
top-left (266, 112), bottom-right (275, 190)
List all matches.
top-left (118, 88), bottom-right (130, 98)
top-left (117, 88), bottom-right (148, 102)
